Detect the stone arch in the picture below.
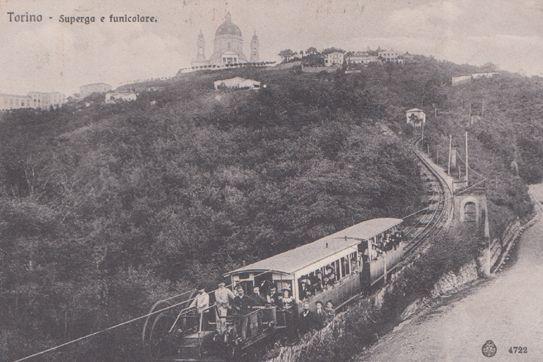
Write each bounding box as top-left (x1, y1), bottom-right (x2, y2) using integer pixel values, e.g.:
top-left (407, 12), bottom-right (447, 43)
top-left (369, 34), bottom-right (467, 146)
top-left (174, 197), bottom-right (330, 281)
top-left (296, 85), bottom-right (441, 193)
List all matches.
top-left (460, 196), bottom-right (479, 223)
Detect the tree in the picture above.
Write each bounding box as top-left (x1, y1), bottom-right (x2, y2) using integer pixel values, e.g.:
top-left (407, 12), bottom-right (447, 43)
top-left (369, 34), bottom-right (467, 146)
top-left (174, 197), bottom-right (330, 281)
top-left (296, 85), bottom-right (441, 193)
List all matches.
top-left (278, 49), bottom-right (295, 63)
top-left (305, 47), bottom-right (319, 56)
top-left (322, 47), bottom-right (345, 55)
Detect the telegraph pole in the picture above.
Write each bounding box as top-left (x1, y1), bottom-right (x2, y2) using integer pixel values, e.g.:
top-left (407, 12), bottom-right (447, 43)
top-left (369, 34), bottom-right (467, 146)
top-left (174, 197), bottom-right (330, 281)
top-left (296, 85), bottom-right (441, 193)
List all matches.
top-left (465, 131), bottom-right (469, 186)
top-left (383, 253), bottom-right (387, 284)
top-left (448, 135), bottom-right (452, 175)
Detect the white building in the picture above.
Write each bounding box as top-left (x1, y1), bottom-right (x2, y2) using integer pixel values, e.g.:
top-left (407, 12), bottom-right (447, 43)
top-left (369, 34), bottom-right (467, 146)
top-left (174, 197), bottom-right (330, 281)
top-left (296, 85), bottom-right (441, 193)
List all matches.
top-left (28, 92), bottom-right (65, 110)
top-left (105, 91), bottom-right (137, 104)
top-left (0, 93), bottom-right (31, 111)
top-left (80, 83), bottom-right (112, 98)
top-left (406, 108), bottom-right (426, 127)
top-left (346, 52), bottom-right (380, 65)
top-left (192, 12), bottom-right (260, 68)
top-left (451, 75), bottom-right (472, 86)
top-left (0, 92), bottom-right (65, 111)
top-left (214, 77), bottom-right (261, 90)
top-left (324, 51), bottom-right (344, 67)
top-left (472, 72), bottom-right (499, 79)
top-left (378, 49), bottom-right (403, 63)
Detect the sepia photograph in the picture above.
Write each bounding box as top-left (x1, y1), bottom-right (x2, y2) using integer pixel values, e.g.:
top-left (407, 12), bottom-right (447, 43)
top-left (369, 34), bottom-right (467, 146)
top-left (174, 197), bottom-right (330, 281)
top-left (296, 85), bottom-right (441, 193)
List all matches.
top-left (1, 0), bottom-right (543, 361)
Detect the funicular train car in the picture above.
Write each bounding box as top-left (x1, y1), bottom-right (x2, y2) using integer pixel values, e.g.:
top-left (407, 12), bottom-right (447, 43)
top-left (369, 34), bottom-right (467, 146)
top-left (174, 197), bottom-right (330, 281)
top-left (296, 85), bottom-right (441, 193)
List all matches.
top-left (227, 218), bottom-right (404, 313)
top-left (152, 218), bottom-right (404, 361)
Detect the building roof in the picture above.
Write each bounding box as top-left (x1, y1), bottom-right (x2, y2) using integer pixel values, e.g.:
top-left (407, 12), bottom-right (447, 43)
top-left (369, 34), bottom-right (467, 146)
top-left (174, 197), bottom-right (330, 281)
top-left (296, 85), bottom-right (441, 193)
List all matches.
top-left (406, 108), bottom-right (424, 113)
top-left (215, 12), bottom-right (242, 37)
top-left (214, 77), bottom-right (260, 84)
top-left (0, 93), bottom-right (31, 98)
top-left (228, 218), bottom-right (402, 276)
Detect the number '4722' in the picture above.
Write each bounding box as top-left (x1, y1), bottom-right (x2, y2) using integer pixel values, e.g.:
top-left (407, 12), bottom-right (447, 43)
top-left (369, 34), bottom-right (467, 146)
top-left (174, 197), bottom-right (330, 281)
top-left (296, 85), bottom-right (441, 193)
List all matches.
top-left (509, 346), bottom-right (528, 354)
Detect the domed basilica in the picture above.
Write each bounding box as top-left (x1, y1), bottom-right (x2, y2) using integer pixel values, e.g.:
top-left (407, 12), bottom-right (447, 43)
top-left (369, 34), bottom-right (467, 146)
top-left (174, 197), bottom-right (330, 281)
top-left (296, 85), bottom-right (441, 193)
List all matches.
top-left (191, 12), bottom-right (259, 67)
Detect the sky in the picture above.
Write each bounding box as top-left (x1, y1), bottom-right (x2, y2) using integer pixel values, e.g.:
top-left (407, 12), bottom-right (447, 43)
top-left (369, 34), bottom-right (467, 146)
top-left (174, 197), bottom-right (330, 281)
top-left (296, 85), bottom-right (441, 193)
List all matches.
top-left (1, 0), bottom-right (543, 95)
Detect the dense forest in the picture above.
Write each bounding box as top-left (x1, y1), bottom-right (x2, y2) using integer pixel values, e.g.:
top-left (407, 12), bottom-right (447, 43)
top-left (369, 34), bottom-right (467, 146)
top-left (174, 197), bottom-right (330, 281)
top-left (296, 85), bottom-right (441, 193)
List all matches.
top-left (0, 57), bottom-right (541, 360)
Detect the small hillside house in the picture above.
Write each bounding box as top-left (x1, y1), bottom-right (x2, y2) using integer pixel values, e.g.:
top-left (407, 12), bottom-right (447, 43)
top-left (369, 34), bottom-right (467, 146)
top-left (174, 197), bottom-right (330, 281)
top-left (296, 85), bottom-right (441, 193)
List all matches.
top-left (406, 108), bottom-right (426, 127)
top-left (214, 77), bottom-right (261, 90)
top-left (105, 92), bottom-right (137, 104)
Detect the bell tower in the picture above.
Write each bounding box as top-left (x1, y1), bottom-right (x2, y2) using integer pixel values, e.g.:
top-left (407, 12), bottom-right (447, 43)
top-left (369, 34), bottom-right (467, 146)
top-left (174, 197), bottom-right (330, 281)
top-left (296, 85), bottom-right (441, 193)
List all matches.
top-left (196, 30), bottom-right (206, 61)
top-left (250, 31), bottom-right (259, 62)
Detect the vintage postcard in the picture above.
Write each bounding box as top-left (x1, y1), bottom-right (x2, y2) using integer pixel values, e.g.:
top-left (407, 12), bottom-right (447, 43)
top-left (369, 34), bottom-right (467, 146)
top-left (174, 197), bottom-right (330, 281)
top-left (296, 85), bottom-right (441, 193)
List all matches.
top-left (1, 0), bottom-right (542, 361)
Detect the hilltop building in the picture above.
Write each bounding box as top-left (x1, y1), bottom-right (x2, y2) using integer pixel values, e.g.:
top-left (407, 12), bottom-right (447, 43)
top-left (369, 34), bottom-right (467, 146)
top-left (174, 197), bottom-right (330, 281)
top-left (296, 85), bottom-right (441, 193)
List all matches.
top-left (346, 52), bottom-right (380, 65)
top-left (324, 51), bottom-right (344, 67)
top-left (451, 75), bottom-right (472, 86)
top-left (378, 49), bottom-right (403, 63)
top-left (105, 91), bottom-right (137, 104)
top-left (28, 92), bottom-right (65, 110)
top-left (0, 93), bottom-right (32, 111)
top-left (214, 77), bottom-right (261, 90)
top-left (80, 83), bottom-right (112, 98)
top-left (0, 91), bottom-right (65, 111)
top-left (191, 12), bottom-right (259, 68)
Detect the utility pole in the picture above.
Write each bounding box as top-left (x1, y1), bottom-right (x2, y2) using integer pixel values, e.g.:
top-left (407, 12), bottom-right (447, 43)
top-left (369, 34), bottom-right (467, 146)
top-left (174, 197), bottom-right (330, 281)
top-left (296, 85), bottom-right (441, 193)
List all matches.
top-left (465, 131), bottom-right (469, 186)
top-left (383, 253), bottom-right (387, 284)
top-left (448, 135), bottom-right (452, 175)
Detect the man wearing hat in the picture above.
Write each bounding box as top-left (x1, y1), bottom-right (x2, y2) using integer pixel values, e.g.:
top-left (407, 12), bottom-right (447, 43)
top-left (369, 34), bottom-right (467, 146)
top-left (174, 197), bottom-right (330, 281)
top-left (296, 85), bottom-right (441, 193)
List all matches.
top-left (189, 286), bottom-right (210, 331)
top-left (215, 281), bottom-right (235, 333)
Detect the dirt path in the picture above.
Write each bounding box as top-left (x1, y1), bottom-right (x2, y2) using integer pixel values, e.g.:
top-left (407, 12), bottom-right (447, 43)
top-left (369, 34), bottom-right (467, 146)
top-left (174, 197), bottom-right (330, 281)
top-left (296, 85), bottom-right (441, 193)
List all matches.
top-left (357, 185), bottom-right (543, 362)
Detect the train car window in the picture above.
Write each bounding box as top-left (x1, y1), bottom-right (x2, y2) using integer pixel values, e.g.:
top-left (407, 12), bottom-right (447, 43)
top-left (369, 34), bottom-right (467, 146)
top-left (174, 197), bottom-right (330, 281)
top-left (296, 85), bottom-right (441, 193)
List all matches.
top-left (238, 272), bottom-right (250, 280)
top-left (341, 256), bottom-right (350, 276)
top-left (334, 260), bottom-right (341, 281)
top-left (350, 252), bottom-right (358, 271)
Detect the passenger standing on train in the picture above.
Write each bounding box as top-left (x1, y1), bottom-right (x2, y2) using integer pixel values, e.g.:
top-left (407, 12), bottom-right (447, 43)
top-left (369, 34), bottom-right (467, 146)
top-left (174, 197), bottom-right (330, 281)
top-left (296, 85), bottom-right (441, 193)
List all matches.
top-left (233, 286), bottom-right (253, 339)
top-left (280, 289), bottom-right (297, 342)
top-left (280, 289), bottom-right (295, 310)
top-left (233, 286), bottom-right (253, 314)
top-left (250, 286), bottom-right (267, 306)
top-left (189, 286), bottom-right (210, 331)
top-left (314, 301), bottom-right (327, 328)
top-left (266, 286), bottom-right (280, 306)
top-left (325, 301), bottom-right (335, 322)
top-left (298, 302), bottom-right (314, 335)
top-left (215, 281), bottom-right (235, 334)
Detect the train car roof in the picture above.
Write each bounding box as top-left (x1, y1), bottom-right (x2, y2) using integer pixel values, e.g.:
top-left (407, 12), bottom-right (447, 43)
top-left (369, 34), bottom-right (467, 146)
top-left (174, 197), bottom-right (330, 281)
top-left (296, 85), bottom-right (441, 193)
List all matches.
top-left (228, 217), bottom-right (402, 276)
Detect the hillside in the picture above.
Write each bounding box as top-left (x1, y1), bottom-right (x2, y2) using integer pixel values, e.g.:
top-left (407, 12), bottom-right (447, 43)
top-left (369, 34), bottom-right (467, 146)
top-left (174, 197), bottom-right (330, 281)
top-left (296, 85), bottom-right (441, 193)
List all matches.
top-left (0, 59), bottom-right (541, 360)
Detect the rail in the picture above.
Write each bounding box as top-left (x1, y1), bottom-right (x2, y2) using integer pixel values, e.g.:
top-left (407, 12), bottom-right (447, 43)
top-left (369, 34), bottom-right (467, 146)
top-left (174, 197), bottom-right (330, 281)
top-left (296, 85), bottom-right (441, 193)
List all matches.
top-left (403, 137), bottom-right (454, 256)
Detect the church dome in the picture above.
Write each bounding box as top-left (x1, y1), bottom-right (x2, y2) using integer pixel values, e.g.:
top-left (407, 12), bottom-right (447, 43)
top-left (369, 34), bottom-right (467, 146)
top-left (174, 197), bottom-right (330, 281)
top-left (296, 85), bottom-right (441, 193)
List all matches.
top-left (215, 12), bottom-right (242, 37)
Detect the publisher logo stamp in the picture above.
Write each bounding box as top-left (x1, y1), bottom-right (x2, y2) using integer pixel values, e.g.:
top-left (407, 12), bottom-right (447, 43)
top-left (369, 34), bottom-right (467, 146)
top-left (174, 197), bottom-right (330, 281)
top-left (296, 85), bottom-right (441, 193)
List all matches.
top-left (482, 340), bottom-right (497, 358)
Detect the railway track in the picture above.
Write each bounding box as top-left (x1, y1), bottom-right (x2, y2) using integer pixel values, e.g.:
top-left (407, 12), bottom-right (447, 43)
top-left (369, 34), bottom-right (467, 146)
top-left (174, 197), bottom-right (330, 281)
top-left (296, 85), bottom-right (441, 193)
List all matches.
top-left (402, 137), bottom-right (454, 257)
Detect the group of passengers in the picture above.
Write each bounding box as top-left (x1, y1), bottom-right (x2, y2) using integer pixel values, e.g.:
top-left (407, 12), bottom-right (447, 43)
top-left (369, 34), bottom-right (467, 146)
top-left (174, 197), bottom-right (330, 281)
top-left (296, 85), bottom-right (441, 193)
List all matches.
top-left (298, 262), bottom-right (347, 300)
top-left (187, 282), bottom-right (336, 340)
top-left (298, 300), bottom-right (336, 335)
top-left (377, 230), bottom-right (404, 252)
